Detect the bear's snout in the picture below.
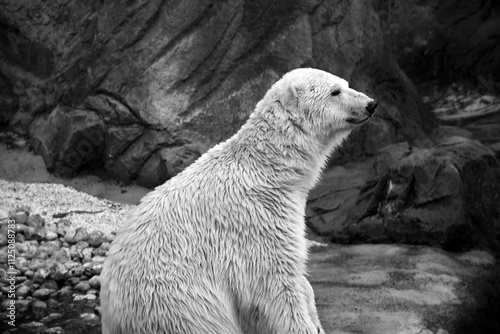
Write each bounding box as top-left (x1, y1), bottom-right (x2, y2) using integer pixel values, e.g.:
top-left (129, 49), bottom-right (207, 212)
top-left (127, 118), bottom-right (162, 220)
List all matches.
top-left (366, 100), bottom-right (378, 115)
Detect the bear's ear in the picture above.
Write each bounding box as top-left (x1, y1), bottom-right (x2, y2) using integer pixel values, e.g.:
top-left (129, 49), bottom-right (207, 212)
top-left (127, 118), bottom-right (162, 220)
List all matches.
top-left (282, 80), bottom-right (299, 110)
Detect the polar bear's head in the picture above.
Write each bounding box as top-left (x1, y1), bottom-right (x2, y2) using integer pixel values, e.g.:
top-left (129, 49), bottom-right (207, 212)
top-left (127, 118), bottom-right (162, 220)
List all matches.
top-left (269, 68), bottom-right (377, 144)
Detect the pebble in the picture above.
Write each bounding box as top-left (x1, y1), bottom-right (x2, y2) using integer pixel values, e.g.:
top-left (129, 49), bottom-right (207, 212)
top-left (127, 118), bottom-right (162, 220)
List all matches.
top-left (42, 326), bottom-right (64, 334)
top-left (53, 248), bottom-right (71, 263)
top-left (87, 230), bottom-right (104, 247)
top-left (32, 300), bottom-right (48, 318)
top-left (58, 286), bottom-right (73, 303)
top-left (17, 285), bottom-right (31, 298)
top-left (4, 206), bottom-right (109, 331)
top-left (34, 266), bottom-right (51, 283)
top-left (74, 293), bottom-right (97, 301)
top-left (40, 313), bottom-right (63, 323)
top-left (74, 281), bottom-right (91, 293)
top-left (0, 233), bottom-right (8, 246)
top-left (12, 211), bottom-right (29, 224)
top-left (80, 312), bottom-right (100, 325)
top-left (16, 242), bottom-right (29, 253)
top-left (20, 321), bottom-right (45, 331)
top-left (45, 231), bottom-right (58, 241)
top-left (33, 288), bottom-right (55, 300)
top-left (74, 227), bottom-right (89, 243)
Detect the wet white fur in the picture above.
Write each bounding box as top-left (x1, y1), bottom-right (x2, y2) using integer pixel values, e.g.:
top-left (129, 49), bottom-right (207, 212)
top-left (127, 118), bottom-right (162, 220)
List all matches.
top-left (101, 68), bottom-right (374, 334)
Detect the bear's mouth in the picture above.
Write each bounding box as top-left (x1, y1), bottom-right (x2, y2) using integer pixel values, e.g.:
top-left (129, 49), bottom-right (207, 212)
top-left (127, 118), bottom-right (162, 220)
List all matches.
top-left (346, 116), bottom-right (371, 124)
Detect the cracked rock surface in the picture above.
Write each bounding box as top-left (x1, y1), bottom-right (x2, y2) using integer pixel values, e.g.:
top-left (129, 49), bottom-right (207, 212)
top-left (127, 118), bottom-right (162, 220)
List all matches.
top-left (0, 0), bottom-right (431, 182)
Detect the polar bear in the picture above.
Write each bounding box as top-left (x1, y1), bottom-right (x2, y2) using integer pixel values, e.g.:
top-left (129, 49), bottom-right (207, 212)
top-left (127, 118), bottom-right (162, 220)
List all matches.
top-left (101, 68), bottom-right (377, 334)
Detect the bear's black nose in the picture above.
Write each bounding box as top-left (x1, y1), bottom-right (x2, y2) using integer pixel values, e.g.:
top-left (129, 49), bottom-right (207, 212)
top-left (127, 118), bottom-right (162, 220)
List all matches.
top-left (366, 100), bottom-right (378, 115)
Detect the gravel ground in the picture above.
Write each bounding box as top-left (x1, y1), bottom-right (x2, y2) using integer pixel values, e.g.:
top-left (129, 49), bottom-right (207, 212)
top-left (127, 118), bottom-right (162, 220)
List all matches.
top-left (0, 179), bottom-right (132, 233)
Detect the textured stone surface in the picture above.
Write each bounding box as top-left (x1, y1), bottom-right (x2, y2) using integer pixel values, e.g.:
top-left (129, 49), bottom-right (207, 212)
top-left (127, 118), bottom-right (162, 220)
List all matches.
top-left (379, 0), bottom-right (500, 84)
top-left (0, 0), bottom-right (433, 185)
top-left (29, 105), bottom-right (105, 176)
top-left (323, 137), bottom-right (500, 250)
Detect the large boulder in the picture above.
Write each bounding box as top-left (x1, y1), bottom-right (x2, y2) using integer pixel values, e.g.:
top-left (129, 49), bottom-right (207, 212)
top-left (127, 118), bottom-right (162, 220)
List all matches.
top-left (29, 105), bottom-right (105, 176)
top-left (309, 137), bottom-right (500, 251)
top-left (0, 0), bottom-right (433, 185)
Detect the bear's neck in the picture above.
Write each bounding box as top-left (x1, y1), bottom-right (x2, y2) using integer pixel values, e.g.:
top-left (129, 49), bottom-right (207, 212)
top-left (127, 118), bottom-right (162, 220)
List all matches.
top-left (226, 106), bottom-right (351, 196)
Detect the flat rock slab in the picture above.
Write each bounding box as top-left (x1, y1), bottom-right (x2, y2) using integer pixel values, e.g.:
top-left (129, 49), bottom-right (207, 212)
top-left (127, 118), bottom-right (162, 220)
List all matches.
top-left (309, 244), bottom-right (500, 334)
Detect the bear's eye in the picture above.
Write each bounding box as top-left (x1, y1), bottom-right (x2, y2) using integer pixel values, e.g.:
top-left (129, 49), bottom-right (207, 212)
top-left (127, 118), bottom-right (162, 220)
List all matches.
top-left (331, 89), bottom-right (341, 96)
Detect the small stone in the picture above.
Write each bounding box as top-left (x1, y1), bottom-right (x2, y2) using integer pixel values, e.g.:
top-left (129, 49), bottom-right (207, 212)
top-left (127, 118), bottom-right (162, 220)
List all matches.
top-left (0, 248), bottom-right (7, 263)
top-left (87, 230), bottom-right (104, 247)
top-left (49, 263), bottom-right (68, 282)
top-left (26, 214), bottom-right (45, 228)
top-left (12, 211), bottom-right (29, 224)
top-left (14, 223), bottom-right (29, 234)
top-left (16, 256), bottom-right (29, 273)
top-left (67, 277), bottom-right (81, 286)
top-left (64, 227), bottom-right (77, 244)
top-left (74, 227), bottom-right (89, 243)
top-left (42, 326), bottom-right (64, 334)
top-left (88, 275), bottom-right (101, 290)
top-left (40, 313), bottom-right (63, 323)
top-left (15, 242), bottom-right (29, 253)
top-left (36, 251), bottom-right (50, 260)
top-left (0, 233), bottom-right (7, 246)
top-left (92, 242), bottom-right (110, 256)
top-left (74, 281), bottom-right (91, 293)
top-left (17, 284), bottom-right (31, 298)
top-left (58, 286), bottom-right (73, 303)
top-left (20, 321), bottom-right (45, 331)
top-left (74, 293), bottom-right (96, 301)
top-left (64, 261), bottom-right (80, 270)
top-left (69, 245), bottom-right (80, 260)
top-left (16, 299), bottom-right (32, 312)
top-left (28, 227), bottom-right (47, 241)
top-left (82, 247), bottom-right (93, 263)
top-left (32, 300), bottom-right (48, 318)
top-left (25, 270), bottom-right (34, 277)
top-left (103, 232), bottom-right (115, 243)
top-left (92, 255), bottom-right (106, 263)
top-left (80, 312), bottom-right (100, 325)
top-left (15, 232), bottom-right (26, 243)
top-left (53, 248), bottom-right (71, 263)
top-left (87, 289), bottom-right (99, 295)
top-left (83, 261), bottom-right (103, 275)
top-left (40, 280), bottom-right (58, 291)
top-left (45, 231), bottom-right (58, 241)
top-left (15, 275), bottom-right (27, 283)
top-left (39, 241), bottom-right (60, 255)
top-left (33, 288), bottom-right (54, 300)
top-left (69, 265), bottom-right (85, 277)
top-left (34, 266), bottom-right (51, 283)
top-left (46, 299), bottom-right (59, 309)
top-left (29, 259), bottom-right (47, 272)
top-left (75, 240), bottom-right (89, 250)
top-left (26, 244), bottom-right (39, 259)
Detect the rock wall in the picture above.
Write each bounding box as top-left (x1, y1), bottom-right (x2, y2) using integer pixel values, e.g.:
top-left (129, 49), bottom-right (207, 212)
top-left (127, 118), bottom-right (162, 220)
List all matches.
top-left (0, 0), bottom-right (433, 183)
top-left (378, 0), bottom-right (500, 84)
top-left (308, 137), bottom-right (500, 251)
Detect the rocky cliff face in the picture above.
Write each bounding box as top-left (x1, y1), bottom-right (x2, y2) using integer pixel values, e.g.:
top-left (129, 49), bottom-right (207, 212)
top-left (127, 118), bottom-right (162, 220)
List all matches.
top-left (0, 0), bottom-right (432, 184)
top-left (378, 0), bottom-right (500, 84)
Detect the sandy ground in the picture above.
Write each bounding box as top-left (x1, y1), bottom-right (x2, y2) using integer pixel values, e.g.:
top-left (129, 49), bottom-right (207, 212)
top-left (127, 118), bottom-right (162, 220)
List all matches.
top-left (0, 142), bottom-right (150, 233)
